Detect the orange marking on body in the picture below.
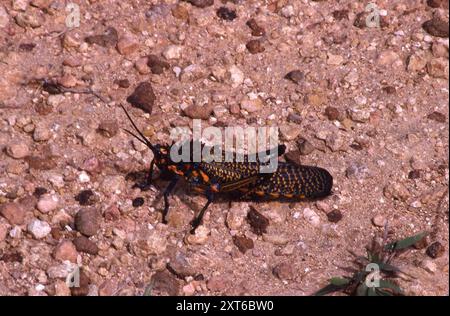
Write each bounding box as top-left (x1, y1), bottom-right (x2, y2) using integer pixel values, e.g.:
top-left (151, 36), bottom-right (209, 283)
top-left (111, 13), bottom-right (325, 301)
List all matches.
top-left (269, 192), bottom-right (280, 198)
top-left (168, 165), bottom-right (184, 176)
top-left (211, 183), bottom-right (220, 193)
top-left (255, 191), bottom-right (265, 196)
top-left (199, 170), bottom-right (210, 183)
top-left (239, 188), bottom-right (249, 192)
top-left (283, 193), bottom-right (294, 198)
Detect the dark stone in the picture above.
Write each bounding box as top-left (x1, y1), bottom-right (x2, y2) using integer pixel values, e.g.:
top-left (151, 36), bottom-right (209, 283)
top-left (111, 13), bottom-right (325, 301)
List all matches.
top-left (327, 209), bottom-right (343, 223)
top-left (75, 190), bottom-right (97, 206)
top-left (247, 206), bottom-right (269, 235)
top-left (216, 7), bottom-right (237, 21)
top-left (132, 197), bottom-right (145, 207)
top-left (423, 17), bottom-right (449, 38)
top-left (126, 82), bottom-right (156, 114)
top-left (426, 242), bottom-right (445, 259)
top-left (284, 70), bottom-right (304, 84)
top-left (33, 187), bottom-right (48, 198)
top-left (233, 235), bottom-right (254, 253)
top-left (147, 55), bottom-right (170, 74)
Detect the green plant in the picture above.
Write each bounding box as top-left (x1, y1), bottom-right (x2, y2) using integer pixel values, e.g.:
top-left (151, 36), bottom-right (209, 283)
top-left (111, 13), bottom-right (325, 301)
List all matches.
top-left (314, 230), bottom-right (427, 296)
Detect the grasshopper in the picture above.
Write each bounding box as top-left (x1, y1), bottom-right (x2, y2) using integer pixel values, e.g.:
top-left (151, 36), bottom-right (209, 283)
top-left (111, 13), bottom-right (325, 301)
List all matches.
top-left (121, 105), bottom-right (333, 233)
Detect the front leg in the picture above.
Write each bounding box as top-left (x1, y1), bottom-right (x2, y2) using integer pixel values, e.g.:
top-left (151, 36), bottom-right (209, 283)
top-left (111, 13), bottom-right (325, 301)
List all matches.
top-left (190, 189), bottom-right (214, 234)
top-left (162, 177), bottom-right (179, 224)
top-left (136, 159), bottom-right (155, 191)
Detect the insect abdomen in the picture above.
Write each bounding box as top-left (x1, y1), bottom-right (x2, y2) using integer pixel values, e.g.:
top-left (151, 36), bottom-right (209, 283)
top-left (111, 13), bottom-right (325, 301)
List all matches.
top-left (255, 163), bottom-right (333, 199)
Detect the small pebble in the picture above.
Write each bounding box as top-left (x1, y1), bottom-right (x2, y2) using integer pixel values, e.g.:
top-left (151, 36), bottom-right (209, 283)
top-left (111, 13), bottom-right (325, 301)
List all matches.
top-left (426, 242), bottom-right (445, 259)
top-left (75, 190), bottom-right (97, 206)
top-left (246, 40), bottom-right (265, 54)
top-left (421, 259), bottom-right (437, 274)
top-left (75, 208), bottom-right (101, 237)
top-left (0, 202), bottom-right (26, 225)
top-left (147, 55), bottom-right (170, 74)
top-left (185, 225), bottom-right (210, 245)
top-left (324, 106), bottom-right (341, 121)
top-left (33, 124), bottom-right (52, 142)
top-left (228, 65), bottom-right (244, 88)
top-left (73, 236), bottom-right (99, 255)
top-left (132, 197), bottom-right (145, 207)
top-left (6, 142), bottom-right (29, 159)
top-left (116, 35), bottom-right (139, 55)
top-left (303, 208), bottom-right (320, 227)
top-left (246, 19), bottom-right (265, 36)
top-left (240, 97), bottom-right (263, 113)
top-left (427, 111), bottom-right (446, 123)
top-left (247, 206), bottom-right (269, 235)
top-left (78, 171), bottom-right (90, 183)
top-left (37, 194), bottom-right (59, 213)
top-left (126, 82), bottom-right (156, 114)
top-left (53, 240), bottom-right (78, 263)
top-left (27, 219), bottom-right (51, 239)
top-left (284, 70), bottom-right (304, 84)
top-left (183, 104), bottom-right (213, 120)
top-left (172, 5), bottom-right (189, 21)
top-left (327, 210), bottom-right (343, 223)
top-left (216, 7), bottom-right (237, 21)
top-left (408, 170), bottom-right (421, 179)
top-left (422, 17), bottom-right (449, 38)
top-left (297, 138), bottom-right (315, 156)
top-left (279, 124), bottom-right (301, 141)
top-left (371, 215), bottom-right (387, 227)
top-left (233, 235), bottom-right (254, 254)
top-left (162, 45), bottom-right (183, 60)
top-left (115, 79), bottom-right (130, 88)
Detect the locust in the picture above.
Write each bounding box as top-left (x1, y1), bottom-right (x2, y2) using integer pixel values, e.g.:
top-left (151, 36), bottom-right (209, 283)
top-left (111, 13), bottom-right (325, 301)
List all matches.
top-left (120, 105), bottom-right (333, 233)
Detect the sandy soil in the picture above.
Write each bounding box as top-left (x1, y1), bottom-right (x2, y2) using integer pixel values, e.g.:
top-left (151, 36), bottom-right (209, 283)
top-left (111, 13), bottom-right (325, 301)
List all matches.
top-left (0, 0), bottom-right (448, 296)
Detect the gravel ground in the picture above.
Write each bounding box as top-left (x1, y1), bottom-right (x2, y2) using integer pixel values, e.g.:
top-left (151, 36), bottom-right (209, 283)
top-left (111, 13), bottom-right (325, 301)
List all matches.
top-left (0, 0), bottom-right (448, 296)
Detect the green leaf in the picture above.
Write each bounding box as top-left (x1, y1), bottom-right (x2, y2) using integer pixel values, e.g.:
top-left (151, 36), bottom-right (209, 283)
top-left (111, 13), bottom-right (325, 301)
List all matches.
top-left (330, 277), bottom-right (350, 286)
top-left (356, 283), bottom-right (368, 296)
top-left (385, 232), bottom-right (427, 251)
top-left (314, 284), bottom-right (346, 296)
top-left (379, 279), bottom-right (403, 295)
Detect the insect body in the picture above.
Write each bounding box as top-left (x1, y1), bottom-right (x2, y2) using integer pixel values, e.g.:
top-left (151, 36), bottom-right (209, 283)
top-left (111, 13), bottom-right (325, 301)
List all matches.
top-left (121, 105), bottom-right (333, 233)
